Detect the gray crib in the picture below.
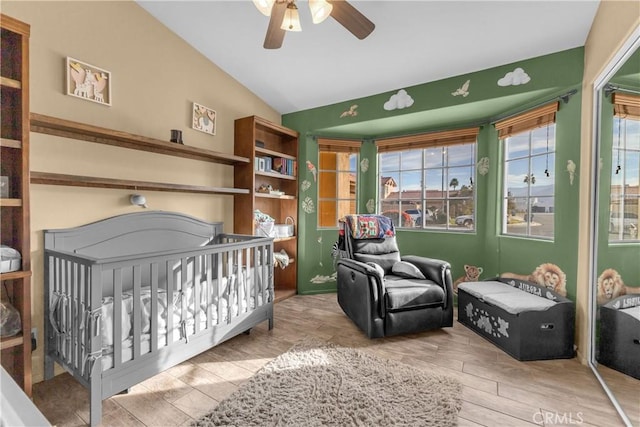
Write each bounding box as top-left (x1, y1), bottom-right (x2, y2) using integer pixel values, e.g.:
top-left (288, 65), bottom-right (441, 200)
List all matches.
top-left (43, 211), bottom-right (274, 426)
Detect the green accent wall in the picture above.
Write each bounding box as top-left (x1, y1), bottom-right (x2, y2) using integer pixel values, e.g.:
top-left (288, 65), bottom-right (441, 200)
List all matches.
top-left (284, 47), bottom-right (586, 298)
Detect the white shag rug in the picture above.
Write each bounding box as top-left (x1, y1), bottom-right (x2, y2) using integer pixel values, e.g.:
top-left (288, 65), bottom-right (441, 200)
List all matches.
top-left (193, 339), bottom-right (462, 426)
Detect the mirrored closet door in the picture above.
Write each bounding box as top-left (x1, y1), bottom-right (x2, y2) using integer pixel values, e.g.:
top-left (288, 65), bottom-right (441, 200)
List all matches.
top-left (590, 27), bottom-right (640, 427)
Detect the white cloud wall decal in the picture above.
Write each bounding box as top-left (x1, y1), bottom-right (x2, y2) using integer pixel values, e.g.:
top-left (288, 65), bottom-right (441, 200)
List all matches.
top-left (384, 89), bottom-right (414, 111)
top-left (497, 67), bottom-right (531, 86)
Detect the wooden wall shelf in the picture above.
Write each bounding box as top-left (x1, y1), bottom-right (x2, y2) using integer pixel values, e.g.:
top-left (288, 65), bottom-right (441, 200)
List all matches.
top-left (31, 172), bottom-right (249, 195)
top-left (0, 334), bottom-right (24, 350)
top-left (30, 113), bottom-right (250, 165)
top-left (0, 76), bottom-right (21, 89)
top-left (0, 271), bottom-right (32, 280)
top-left (0, 138), bottom-right (22, 149)
top-left (0, 198), bottom-right (22, 207)
top-left (256, 170), bottom-right (297, 181)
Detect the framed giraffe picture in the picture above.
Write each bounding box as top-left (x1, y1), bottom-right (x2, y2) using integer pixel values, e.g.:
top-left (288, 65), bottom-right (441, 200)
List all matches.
top-left (66, 57), bottom-right (111, 106)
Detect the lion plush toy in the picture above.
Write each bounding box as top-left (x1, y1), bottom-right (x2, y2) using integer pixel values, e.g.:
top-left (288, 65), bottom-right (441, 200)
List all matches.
top-left (453, 264), bottom-right (483, 294)
top-left (529, 263), bottom-right (567, 296)
top-left (597, 268), bottom-right (627, 306)
top-left (501, 263), bottom-right (567, 296)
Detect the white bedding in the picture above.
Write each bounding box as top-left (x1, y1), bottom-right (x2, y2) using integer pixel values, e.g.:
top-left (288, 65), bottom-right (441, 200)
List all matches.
top-left (100, 270), bottom-right (269, 370)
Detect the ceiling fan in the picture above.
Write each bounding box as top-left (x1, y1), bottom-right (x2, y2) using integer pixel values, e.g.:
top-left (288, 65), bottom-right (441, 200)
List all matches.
top-left (253, 0), bottom-right (375, 49)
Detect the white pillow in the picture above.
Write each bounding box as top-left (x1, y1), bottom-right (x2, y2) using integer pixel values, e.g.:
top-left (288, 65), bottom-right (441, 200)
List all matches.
top-left (392, 261), bottom-right (426, 279)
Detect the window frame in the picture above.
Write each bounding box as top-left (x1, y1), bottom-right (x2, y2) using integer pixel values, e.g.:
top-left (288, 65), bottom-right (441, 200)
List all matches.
top-left (608, 112), bottom-right (640, 243)
top-left (317, 138), bottom-right (360, 229)
top-left (376, 128), bottom-right (478, 231)
top-left (499, 103), bottom-right (558, 241)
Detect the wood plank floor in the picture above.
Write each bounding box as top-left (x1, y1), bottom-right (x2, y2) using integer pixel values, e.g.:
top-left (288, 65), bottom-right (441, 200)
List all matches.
top-left (32, 294), bottom-right (639, 426)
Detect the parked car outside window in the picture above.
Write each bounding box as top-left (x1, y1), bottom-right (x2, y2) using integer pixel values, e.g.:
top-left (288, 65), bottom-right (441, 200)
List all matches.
top-left (455, 214), bottom-right (474, 228)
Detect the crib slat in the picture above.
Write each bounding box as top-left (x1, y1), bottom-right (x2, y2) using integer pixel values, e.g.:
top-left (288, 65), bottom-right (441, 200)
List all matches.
top-left (64, 260), bottom-right (71, 363)
top-left (180, 258), bottom-right (188, 340)
top-left (166, 260), bottom-right (174, 346)
top-left (151, 263), bottom-right (158, 353)
top-left (132, 265), bottom-right (141, 358)
top-left (217, 252), bottom-right (224, 326)
top-left (253, 246), bottom-right (260, 307)
top-left (71, 261), bottom-right (77, 370)
top-left (56, 258), bottom-right (62, 359)
top-left (113, 269), bottom-right (123, 369)
top-left (244, 246), bottom-right (250, 312)
top-left (81, 264), bottom-right (88, 380)
top-left (89, 265), bottom-right (103, 375)
top-left (205, 253), bottom-right (212, 328)
top-left (193, 256), bottom-right (203, 334)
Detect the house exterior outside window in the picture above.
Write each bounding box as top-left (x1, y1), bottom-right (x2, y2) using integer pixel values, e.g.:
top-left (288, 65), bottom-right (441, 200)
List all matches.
top-left (376, 128), bottom-right (478, 230)
top-left (317, 139), bottom-right (360, 228)
top-left (609, 94), bottom-right (640, 242)
top-left (497, 102), bottom-right (558, 240)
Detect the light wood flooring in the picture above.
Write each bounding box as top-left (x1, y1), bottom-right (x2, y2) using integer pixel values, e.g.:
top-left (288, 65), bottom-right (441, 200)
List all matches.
top-left (33, 294), bottom-right (639, 426)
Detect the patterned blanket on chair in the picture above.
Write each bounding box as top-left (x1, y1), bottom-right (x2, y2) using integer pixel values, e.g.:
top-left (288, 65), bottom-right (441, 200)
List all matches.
top-left (340, 215), bottom-right (396, 239)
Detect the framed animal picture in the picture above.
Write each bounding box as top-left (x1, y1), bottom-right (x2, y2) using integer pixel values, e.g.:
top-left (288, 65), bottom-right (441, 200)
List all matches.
top-left (66, 57), bottom-right (111, 106)
top-left (192, 102), bottom-right (217, 136)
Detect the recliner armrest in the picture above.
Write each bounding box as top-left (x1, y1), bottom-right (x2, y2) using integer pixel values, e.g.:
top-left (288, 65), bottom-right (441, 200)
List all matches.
top-left (337, 258), bottom-right (386, 312)
top-left (401, 255), bottom-right (453, 309)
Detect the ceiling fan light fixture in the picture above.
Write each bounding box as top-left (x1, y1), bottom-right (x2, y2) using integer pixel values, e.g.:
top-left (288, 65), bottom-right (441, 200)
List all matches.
top-left (253, 0), bottom-right (275, 16)
top-left (309, 0), bottom-right (333, 24)
top-left (280, 2), bottom-right (302, 32)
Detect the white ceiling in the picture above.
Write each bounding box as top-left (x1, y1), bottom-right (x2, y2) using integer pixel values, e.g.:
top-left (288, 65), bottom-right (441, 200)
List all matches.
top-left (137, 0), bottom-right (600, 115)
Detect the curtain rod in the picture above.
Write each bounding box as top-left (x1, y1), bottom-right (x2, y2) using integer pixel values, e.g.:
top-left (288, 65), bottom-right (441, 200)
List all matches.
top-left (604, 83), bottom-right (640, 97)
top-left (488, 89), bottom-right (577, 125)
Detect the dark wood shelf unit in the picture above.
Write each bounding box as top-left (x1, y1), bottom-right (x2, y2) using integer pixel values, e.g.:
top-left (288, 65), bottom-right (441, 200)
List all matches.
top-left (234, 116), bottom-right (299, 302)
top-left (31, 172), bottom-right (249, 195)
top-left (0, 13), bottom-right (31, 396)
top-left (30, 113), bottom-right (250, 165)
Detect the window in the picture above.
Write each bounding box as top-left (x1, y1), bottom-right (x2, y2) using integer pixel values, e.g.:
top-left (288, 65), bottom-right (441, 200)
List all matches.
top-left (609, 93), bottom-right (640, 242)
top-left (498, 102), bottom-right (558, 239)
top-left (376, 128), bottom-right (478, 230)
top-left (317, 139), bottom-right (359, 227)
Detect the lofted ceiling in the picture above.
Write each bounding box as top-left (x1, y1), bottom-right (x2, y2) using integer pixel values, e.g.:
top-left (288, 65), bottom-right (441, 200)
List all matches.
top-left (137, 1), bottom-right (600, 115)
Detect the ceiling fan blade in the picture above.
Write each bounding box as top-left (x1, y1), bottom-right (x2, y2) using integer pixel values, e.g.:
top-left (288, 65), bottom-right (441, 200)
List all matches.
top-left (264, 1), bottom-right (288, 49)
top-left (328, 0), bottom-right (375, 40)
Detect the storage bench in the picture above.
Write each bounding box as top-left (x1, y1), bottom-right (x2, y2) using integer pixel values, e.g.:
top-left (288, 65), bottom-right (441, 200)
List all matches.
top-left (457, 278), bottom-right (575, 361)
top-left (597, 294), bottom-right (640, 379)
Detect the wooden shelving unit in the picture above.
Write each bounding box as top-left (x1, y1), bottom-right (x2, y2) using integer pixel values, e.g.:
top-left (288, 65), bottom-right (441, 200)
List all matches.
top-left (234, 116), bottom-right (299, 303)
top-left (0, 13), bottom-right (32, 396)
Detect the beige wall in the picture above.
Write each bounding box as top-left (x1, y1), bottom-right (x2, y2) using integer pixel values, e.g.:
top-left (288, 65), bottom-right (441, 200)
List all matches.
top-left (576, 0), bottom-right (639, 363)
top-left (1, 0), bottom-right (279, 383)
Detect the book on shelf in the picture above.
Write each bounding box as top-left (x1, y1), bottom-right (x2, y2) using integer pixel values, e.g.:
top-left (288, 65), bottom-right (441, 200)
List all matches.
top-left (273, 158), bottom-right (284, 174)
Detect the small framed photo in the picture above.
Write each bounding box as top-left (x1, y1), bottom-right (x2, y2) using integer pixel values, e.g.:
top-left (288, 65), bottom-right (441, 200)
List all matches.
top-left (66, 57), bottom-right (111, 106)
top-left (192, 102), bottom-right (217, 136)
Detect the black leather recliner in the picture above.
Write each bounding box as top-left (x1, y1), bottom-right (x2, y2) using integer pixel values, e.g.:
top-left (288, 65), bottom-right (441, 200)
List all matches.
top-left (336, 215), bottom-right (454, 338)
